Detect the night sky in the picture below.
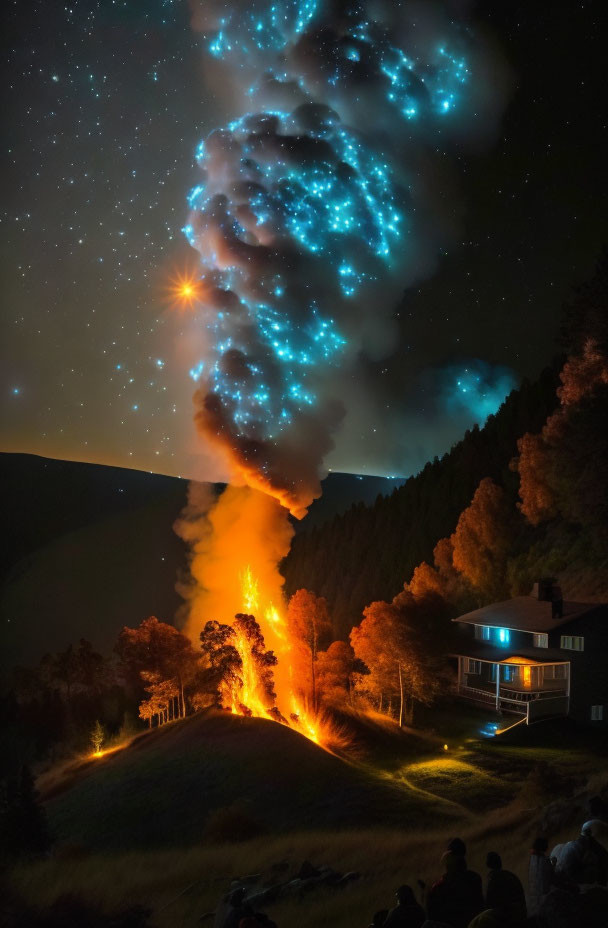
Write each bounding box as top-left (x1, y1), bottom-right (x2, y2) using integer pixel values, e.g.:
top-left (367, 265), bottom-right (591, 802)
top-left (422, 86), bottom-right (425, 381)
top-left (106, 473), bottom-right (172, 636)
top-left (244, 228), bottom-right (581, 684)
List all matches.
top-left (1, 0), bottom-right (604, 486)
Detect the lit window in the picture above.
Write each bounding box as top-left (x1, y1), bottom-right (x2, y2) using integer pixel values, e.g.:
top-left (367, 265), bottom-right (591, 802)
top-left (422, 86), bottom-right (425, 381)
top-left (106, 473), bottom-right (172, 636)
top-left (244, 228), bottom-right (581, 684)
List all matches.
top-left (560, 635), bottom-right (584, 651)
top-left (497, 628), bottom-right (510, 645)
top-left (533, 633), bottom-right (548, 648)
top-left (475, 626), bottom-right (491, 641)
top-left (591, 705), bottom-right (604, 721)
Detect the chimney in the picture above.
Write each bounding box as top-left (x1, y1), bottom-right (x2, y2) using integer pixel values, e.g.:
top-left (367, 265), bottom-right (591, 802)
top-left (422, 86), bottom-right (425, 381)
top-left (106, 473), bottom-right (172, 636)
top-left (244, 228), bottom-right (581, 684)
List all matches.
top-left (532, 578), bottom-right (555, 601)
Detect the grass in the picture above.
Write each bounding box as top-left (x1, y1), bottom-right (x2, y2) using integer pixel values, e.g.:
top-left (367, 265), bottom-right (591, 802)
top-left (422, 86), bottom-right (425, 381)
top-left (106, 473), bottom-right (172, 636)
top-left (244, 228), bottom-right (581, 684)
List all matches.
top-left (9, 823), bottom-right (537, 928)
top-left (10, 707), bottom-right (608, 927)
top-left (39, 711), bottom-right (459, 853)
top-left (401, 757), bottom-right (515, 811)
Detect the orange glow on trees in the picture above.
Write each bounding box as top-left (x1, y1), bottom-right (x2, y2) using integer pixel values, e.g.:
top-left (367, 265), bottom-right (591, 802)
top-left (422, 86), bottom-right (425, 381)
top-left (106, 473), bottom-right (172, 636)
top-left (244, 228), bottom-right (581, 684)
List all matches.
top-left (90, 720), bottom-right (104, 755)
top-left (287, 589), bottom-right (332, 713)
top-left (116, 616), bottom-right (199, 720)
top-left (350, 593), bottom-right (444, 725)
top-left (450, 477), bottom-right (515, 598)
top-left (514, 340), bottom-right (608, 530)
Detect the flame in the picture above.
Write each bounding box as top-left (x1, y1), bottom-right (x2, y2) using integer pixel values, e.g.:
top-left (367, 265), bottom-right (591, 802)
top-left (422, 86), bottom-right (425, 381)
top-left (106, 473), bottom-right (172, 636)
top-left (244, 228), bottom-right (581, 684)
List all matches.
top-left (178, 484), bottom-right (344, 751)
top-left (241, 566), bottom-right (260, 614)
top-left (265, 603), bottom-right (287, 642)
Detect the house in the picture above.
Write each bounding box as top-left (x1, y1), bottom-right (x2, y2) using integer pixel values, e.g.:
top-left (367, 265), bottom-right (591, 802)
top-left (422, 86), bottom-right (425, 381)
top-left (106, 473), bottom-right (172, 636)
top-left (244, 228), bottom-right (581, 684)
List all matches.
top-left (452, 580), bottom-right (608, 726)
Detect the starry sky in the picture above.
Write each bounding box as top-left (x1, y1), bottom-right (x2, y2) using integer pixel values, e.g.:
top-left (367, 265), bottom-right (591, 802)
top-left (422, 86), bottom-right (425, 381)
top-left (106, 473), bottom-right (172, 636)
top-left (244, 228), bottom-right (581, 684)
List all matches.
top-left (1, 0), bottom-right (605, 484)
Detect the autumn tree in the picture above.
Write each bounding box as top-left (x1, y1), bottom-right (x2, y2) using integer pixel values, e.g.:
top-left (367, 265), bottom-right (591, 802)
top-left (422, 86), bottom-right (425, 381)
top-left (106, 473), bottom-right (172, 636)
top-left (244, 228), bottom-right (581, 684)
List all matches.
top-left (316, 640), bottom-right (364, 707)
top-left (287, 589), bottom-right (332, 711)
top-left (450, 478), bottom-right (516, 599)
top-left (115, 617), bottom-right (199, 719)
top-left (350, 593), bottom-right (444, 725)
top-left (514, 341), bottom-right (608, 543)
top-left (405, 536), bottom-right (474, 611)
top-left (138, 674), bottom-right (180, 727)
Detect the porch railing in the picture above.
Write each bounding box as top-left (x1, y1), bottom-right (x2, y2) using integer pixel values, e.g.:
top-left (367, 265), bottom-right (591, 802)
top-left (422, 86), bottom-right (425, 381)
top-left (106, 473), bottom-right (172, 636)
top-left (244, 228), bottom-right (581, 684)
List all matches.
top-left (456, 683), bottom-right (569, 723)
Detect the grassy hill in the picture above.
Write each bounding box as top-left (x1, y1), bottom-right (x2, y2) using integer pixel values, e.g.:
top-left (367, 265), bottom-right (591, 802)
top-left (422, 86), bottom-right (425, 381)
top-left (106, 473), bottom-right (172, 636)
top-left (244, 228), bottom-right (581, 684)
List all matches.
top-left (39, 712), bottom-right (459, 853)
top-left (10, 710), bottom-right (607, 928)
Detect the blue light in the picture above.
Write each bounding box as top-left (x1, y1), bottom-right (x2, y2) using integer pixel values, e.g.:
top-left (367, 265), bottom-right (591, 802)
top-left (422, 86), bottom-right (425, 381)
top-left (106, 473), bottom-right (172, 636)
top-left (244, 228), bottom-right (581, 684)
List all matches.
top-left (181, 2), bottom-right (476, 482)
top-left (202, 5), bottom-right (470, 130)
top-left (189, 361), bottom-right (205, 382)
top-left (498, 628), bottom-right (510, 645)
top-left (480, 722), bottom-right (499, 739)
top-left (183, 107), bottom-right (399, 442)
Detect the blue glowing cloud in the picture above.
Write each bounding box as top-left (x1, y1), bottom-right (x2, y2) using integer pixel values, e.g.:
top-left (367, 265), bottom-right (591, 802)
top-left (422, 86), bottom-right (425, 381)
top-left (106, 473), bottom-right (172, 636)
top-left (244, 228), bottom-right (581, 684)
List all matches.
top-left (441, 360), bottom-right (518, 424)
top-left (196, 0), bottom-right (473, 133)
top-left (184, 1), bottom-right (507, 514)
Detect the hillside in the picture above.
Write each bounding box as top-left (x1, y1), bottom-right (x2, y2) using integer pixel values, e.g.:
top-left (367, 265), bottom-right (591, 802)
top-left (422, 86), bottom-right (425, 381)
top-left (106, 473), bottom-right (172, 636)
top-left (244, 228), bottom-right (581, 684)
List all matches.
top-left (0, 454), bottom-right (396, 672)
top-left (283, 362), bottom-right (562, 636)
top-left (40, 712), bottom-right (453, 852)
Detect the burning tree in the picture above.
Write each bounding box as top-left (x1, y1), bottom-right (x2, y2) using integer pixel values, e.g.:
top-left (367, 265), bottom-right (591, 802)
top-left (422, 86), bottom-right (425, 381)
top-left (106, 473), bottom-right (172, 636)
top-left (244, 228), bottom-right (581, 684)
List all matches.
top-left (199, 614), bottom-right (278, 718)
top-left (199, 620), bottom-right (243, 707)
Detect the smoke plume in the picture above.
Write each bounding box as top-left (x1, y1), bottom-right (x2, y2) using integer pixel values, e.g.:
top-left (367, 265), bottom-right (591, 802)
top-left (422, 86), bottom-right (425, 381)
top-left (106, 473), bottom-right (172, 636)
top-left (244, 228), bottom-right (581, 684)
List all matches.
top-left (184, 0), bottom-right (508, 514)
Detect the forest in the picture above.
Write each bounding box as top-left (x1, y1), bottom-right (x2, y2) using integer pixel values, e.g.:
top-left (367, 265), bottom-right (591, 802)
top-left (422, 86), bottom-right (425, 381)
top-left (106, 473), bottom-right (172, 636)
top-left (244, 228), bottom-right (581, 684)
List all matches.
top-left (283, 253), bottom-right (608, 636)
top-left (2, 254), bottom-right (607, 862)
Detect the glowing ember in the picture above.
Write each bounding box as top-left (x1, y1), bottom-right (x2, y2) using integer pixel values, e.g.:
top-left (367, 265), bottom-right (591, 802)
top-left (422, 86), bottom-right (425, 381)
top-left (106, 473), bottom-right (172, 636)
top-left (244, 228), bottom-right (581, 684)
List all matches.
top-left (167, 271), bottom-right (205, 309)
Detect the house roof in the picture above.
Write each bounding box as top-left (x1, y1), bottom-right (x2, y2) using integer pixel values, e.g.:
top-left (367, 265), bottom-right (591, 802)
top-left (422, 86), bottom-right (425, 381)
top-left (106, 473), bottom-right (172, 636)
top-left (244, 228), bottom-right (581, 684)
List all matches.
top-left (452, 596), bottom-right (600, 633)
top-left (453, 641), bottom-right (569, 664)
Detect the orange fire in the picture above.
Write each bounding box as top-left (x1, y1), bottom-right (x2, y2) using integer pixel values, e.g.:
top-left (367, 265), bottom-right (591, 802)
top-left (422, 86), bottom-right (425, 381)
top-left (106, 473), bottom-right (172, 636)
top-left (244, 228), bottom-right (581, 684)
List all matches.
top-left (179, 484), bottom-right (338, 749)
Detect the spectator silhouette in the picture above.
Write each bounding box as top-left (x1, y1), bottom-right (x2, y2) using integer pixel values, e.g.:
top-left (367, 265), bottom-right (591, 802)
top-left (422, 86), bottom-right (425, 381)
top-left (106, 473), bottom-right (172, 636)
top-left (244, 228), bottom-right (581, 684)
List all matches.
top-left (427, 851), bottom-right (483, 928)
top-left (528, 837), bottom-right (553, 916)
top-left (485, 852), bottom-right (526, 925)
top-left (581, 795), bottom-right (608, 846)
top-left (447, 838), bottom-right (467, 859)
top-left (556, 825), bottom-right (608, 887)
top-left (383, 885), bottom-right (425, 927)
